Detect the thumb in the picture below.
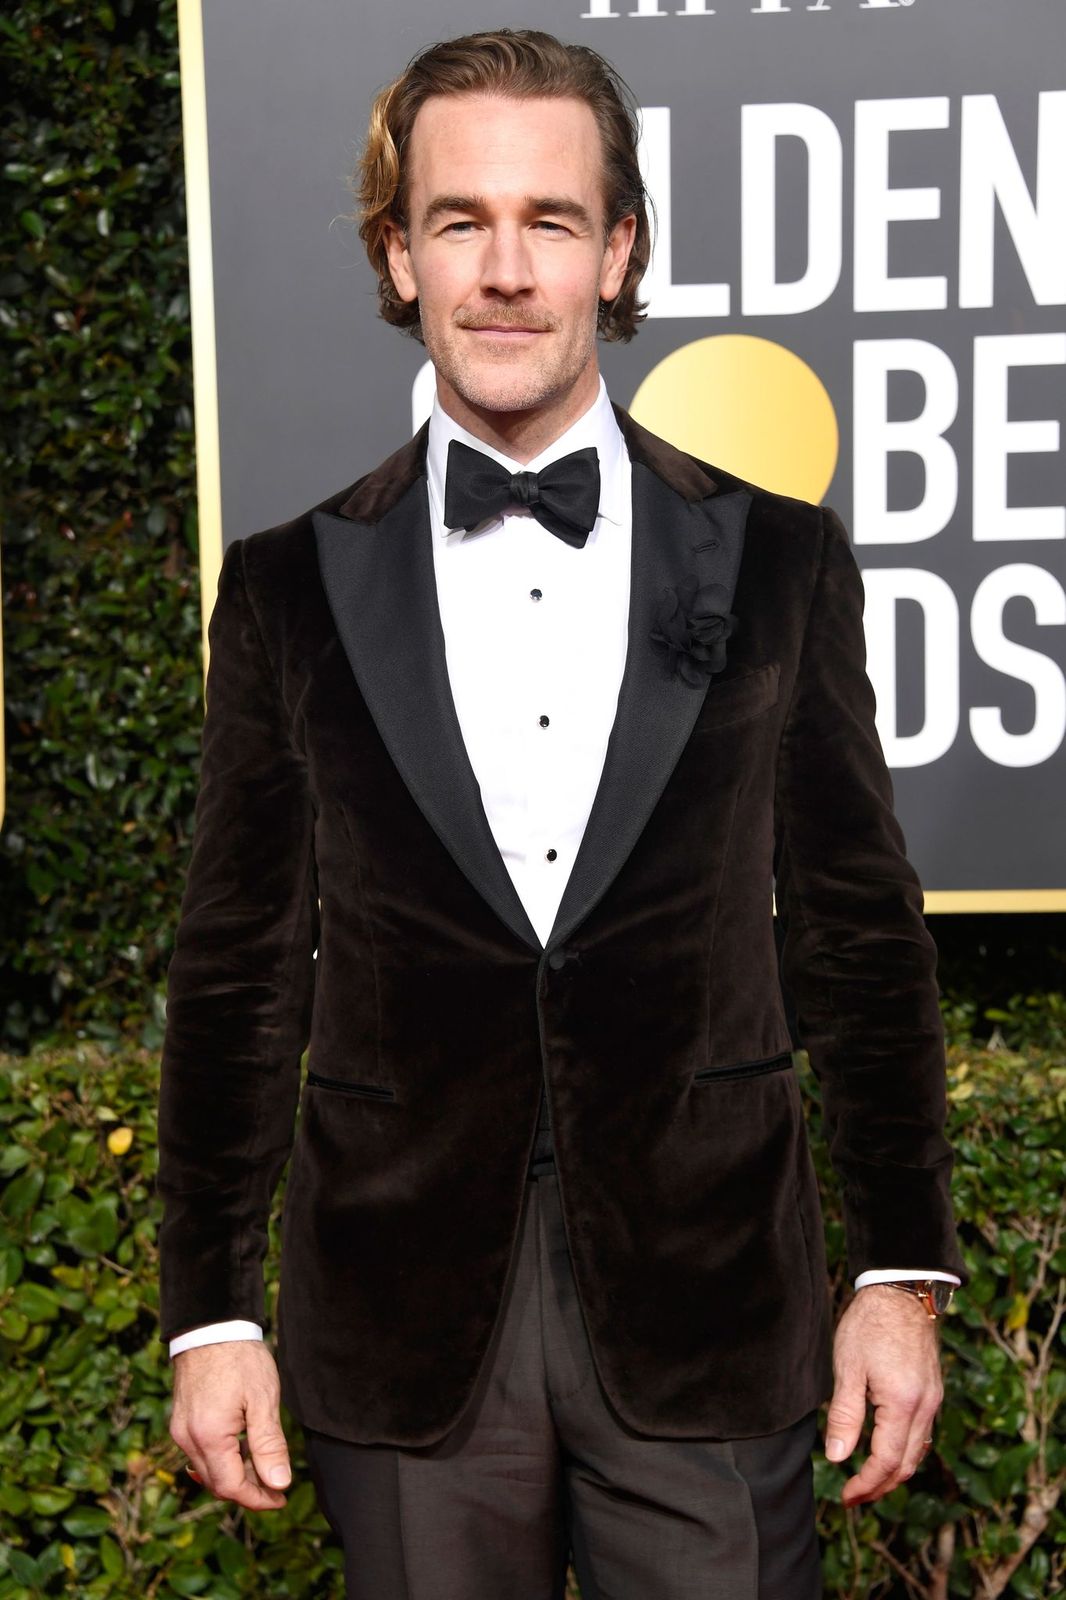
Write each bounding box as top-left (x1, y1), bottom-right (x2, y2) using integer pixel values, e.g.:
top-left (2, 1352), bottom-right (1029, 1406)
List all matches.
top-left (246, 1404), bottom-right (292, 1489)
top-left (824, 1371), bottom-right (867, 1462)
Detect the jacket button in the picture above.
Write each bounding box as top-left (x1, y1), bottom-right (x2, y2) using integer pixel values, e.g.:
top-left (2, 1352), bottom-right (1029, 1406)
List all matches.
top-left (548, 948), bottom-right (570, 970)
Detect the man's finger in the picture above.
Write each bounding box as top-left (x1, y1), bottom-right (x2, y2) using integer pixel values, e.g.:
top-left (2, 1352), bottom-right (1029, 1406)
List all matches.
top-left (197, 1432), bottom-right (287, 1511)
top-left (199, 1430), bottom-right (246, 1499)
top-left (824, 1368), bottom-right (867, 1461)
top-left (841, 1399), bottom-right (913, 1505)
top-left (246, 1399), bottom-right (292, 1491)
top-left (898, 1398), bottom-right (941, 1483)
top-left (240, 1445), bottom-right (290, 1505)
top-left (840, 1435), bottom-right (906, 1505)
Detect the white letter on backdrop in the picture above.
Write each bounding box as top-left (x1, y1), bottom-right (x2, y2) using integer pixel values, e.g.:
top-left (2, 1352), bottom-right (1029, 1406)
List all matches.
top-left (853, 339), bottom-right (959, 544)
top-left (973, 334), bottom-right (1066, 542)
top-left (854, 97), bottom-right (950, 312)
top-left (970, 564), bottom-right (1066, 766)
top-left (862, 568), bottom-right (960, 767)
top-left (959, 92), bottom-right (1066, 309)
top-left (741, 103), bottom-right (843, 315)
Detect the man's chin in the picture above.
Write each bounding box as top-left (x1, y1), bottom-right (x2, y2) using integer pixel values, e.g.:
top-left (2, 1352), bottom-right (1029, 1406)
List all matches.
top-left (440, 360), bottom-right (569, 418)
top-left (427, 320), bottom-right (600, 420)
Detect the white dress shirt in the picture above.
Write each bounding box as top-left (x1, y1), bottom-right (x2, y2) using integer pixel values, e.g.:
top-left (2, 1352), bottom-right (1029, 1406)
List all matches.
top-left (427, 377), bottom-right (631, 947)
top-left (169, 378), bottom-right (956, 1357)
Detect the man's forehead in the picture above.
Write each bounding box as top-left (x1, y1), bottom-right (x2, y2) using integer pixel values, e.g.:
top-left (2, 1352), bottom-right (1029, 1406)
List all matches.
top-left (408, 92), bottom-right (601, 174)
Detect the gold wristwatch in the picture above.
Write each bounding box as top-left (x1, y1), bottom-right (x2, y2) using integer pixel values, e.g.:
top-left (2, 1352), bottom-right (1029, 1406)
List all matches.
top-left (880, 1280), bottom-right (956, 1319)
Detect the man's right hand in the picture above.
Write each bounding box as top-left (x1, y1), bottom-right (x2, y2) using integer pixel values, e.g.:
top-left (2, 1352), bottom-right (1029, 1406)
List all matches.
top-left (168, 1340), bottom-right (292, 1510)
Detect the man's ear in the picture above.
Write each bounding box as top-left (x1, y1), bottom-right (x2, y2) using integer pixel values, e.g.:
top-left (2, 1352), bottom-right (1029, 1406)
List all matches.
top-left (382, 219), bottom-right (418, 305)
top-left (599, 212), bottom-right (637, 303)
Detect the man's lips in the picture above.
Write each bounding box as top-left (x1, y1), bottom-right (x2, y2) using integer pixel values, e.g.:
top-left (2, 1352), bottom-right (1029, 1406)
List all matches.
top-left (458, 315), bottom-right (555, 336)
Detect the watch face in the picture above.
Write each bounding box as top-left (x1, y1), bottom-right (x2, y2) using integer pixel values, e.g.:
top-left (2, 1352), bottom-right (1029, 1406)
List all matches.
top-left (930, 1283), bottom-right (955, 1314)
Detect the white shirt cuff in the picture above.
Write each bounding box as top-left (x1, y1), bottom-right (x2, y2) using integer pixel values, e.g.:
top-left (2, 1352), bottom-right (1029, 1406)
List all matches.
top-left (169, 1320), bottom-right (264, 1357)
top-left (854, 1268), bottom-right (962, 1289)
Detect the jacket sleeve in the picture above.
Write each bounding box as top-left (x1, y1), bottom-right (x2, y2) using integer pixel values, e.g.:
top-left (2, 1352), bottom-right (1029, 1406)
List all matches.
top-left (156, 536), bottom-right (319, 1342)
top-left (772, 505), bottom-right (968, 1285)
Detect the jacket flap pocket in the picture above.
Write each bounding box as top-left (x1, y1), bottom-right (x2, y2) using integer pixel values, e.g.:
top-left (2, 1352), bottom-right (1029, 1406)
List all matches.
top-left (692, 1050), bottom-right (794, 1084)
top-left (306, 1070), bottom-right (396, 1101)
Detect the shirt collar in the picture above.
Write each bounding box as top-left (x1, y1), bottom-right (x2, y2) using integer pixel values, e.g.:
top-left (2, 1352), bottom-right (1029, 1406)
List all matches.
top-left (426, 375), bottom-right (626, 536)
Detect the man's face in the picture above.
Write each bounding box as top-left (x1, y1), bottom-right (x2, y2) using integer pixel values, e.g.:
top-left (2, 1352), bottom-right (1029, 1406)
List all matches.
top-left (384, 93), bottom-right (636, 422)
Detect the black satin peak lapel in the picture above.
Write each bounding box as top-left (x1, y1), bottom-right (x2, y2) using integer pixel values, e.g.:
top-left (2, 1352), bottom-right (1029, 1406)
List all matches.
top-left (545, 463), bottom-right (753, 951)
top-left (313, 484), bottom-right (542, 954)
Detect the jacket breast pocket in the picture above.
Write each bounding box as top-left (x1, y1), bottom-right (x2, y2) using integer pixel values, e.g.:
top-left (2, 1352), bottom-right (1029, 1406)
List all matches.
top-left (695, 661), bottom-right (780, 732)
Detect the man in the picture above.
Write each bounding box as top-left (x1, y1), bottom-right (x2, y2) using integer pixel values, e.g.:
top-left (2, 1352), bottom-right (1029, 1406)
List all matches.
top-left (158, 28), bottom-right (967, 1599)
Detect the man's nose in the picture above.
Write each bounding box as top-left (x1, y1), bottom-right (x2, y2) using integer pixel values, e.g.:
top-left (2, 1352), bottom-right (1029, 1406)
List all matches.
top-left (479, 226), bottom-right (535, 297)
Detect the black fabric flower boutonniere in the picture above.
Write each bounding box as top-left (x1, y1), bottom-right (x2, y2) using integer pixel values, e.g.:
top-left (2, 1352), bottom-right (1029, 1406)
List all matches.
top-left (651, 575), bottom-right (738, 687)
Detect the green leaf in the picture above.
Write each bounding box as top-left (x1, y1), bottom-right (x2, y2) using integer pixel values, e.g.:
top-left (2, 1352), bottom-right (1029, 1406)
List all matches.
top-left (13, 1282), bottom-right (61, 1323)
top-left (0, 1484), bottom-right (30, 1515)
top-left (98, 1535), bottom-right (124, 1579)
top-left (991, 1440), bottom-right (1037, 1500)
top-left (85, 751), bottom-right (118, 792)
top-left (2, 1168), bottom-right (45, 1220)
top-left (66, 1198), bottom-right (119, 1257)
top-left (27, 1486), bottom-right (77, 1515)
top-left (0, 1243), bottom-right (25, 1291)
top-left (0, 1144), bottom-right (32, 1176)
top-left (8, 1549), bottom-right (42, 1583)
top-left (167, 1562), bottom-right (211, 1595)
top-left (61, 1505), bottom-right (113, 1537)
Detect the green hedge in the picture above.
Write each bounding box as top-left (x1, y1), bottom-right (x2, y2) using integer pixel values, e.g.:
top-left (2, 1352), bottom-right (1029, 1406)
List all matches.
top-left (0, 1041), bottom-right (1062, 1598)
top-left (0, 0), bottom-right (202, 1051)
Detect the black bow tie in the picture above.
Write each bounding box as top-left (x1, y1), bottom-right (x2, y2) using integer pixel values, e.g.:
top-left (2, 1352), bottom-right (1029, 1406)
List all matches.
top-left (444, 439), bottom-right (601, 549)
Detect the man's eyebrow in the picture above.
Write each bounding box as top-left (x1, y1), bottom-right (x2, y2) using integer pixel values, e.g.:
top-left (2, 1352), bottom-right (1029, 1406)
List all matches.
top-left (420, 194), bottom-right (594, 229)
top-left (525, 196), bottom-right (594, 228)
top-left (422, 195), bottom-right (487, 228)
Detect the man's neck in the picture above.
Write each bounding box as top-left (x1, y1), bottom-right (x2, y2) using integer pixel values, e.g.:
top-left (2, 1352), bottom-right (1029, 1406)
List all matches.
top-left (434, 367), bottom-right (603, 465)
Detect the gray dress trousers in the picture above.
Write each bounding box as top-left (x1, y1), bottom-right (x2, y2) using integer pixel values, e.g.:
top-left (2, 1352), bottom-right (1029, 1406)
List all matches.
top-left (302, 1168), bottom-right (822, 1600)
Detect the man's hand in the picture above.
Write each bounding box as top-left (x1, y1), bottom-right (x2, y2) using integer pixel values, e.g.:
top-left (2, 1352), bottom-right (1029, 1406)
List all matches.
top-left (824, 1284), bottom-right (944, 1506)
top-left (169, 1340), bottom-right (292, 1511)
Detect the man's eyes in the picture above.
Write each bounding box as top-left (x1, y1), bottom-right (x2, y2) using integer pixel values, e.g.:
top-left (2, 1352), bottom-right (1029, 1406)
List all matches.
top-left (440, 219), bottom-right (570, 235)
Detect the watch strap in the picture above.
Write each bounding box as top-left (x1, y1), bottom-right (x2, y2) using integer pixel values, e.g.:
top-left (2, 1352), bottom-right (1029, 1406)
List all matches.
top-left (878, 1279), bottom-right (955, 1318)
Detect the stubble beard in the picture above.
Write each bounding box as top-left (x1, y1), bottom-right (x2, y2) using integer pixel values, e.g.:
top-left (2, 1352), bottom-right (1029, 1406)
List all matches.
top-left (422, 306), bottom-right (599, 419)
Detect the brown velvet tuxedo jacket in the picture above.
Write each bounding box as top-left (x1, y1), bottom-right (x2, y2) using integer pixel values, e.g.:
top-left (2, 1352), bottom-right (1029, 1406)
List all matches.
top-left (156, 405), bottom-right (967, 1448)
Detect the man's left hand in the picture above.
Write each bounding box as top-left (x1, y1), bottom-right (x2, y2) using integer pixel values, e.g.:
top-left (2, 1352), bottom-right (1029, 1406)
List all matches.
top-left (824, 1284), bottom-right (944, 1505)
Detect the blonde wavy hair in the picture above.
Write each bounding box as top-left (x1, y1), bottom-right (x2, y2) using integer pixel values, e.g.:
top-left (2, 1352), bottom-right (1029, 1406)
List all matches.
top-left (354, 28), bottom-right (651, 344)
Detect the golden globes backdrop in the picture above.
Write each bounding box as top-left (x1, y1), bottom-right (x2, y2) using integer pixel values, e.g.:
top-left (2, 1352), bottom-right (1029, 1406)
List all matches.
top-left (176, 0), bottom-right (1065, 911)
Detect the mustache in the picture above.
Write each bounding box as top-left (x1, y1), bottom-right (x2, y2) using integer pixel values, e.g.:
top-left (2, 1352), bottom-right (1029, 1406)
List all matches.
top-left (455, 308), bottom-right (559, 332)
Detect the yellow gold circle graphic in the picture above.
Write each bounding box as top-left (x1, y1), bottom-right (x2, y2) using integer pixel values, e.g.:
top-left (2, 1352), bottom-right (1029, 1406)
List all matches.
top-left (629, 335), bottom-right (839, 504)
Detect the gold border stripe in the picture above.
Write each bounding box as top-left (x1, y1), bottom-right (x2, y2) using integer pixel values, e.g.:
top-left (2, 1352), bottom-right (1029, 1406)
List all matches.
top-left (177, 0), bottom-right (223, 693)
top-left (772, 888), bottom-right (1066, 916)
top-left (922, 889), bottom-right (1066, 913)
